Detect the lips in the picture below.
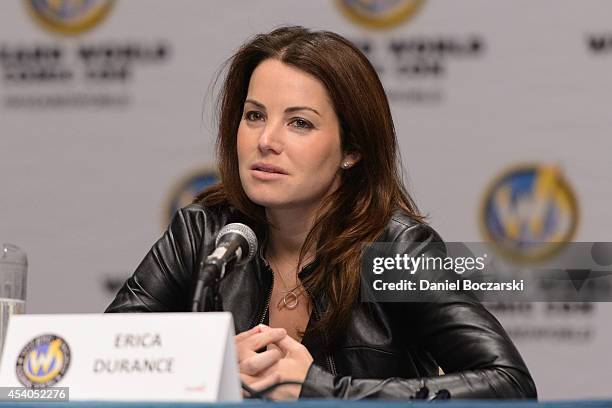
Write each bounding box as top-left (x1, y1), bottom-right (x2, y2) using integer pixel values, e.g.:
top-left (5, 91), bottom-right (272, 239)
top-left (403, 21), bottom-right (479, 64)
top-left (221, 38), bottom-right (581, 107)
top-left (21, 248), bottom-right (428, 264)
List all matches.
top-left (250, 162), bottom-right (288, 175)
top-left (249, 162), bottom-right (288, 181)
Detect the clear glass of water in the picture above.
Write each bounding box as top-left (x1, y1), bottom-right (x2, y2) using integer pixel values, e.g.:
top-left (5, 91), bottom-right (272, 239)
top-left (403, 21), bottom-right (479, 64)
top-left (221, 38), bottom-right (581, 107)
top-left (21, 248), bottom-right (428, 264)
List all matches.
top-left (0, 243), bottom-right (27, 355)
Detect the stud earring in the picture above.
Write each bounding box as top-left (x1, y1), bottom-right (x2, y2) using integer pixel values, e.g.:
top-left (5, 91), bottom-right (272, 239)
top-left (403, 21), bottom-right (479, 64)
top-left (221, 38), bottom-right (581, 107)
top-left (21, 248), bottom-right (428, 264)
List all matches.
top-left (342, 161), bottom-right (351, 169)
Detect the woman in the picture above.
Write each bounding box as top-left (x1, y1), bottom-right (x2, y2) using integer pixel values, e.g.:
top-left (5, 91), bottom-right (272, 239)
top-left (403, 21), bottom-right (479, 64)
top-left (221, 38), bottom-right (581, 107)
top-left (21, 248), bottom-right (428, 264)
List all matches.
top-left (107, 26), bottom-right (537, 400)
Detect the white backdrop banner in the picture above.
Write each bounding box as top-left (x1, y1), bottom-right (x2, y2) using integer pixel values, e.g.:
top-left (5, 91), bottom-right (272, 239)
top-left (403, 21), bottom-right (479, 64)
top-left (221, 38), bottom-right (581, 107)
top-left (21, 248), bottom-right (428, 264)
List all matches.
top-left (1, 0), bottom-right (611, 399)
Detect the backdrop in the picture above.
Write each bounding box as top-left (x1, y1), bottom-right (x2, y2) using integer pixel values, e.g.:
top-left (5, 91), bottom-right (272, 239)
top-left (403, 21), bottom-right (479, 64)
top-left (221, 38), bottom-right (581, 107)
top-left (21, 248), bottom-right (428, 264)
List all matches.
top-left (1, 0), bottom-right (611, 399)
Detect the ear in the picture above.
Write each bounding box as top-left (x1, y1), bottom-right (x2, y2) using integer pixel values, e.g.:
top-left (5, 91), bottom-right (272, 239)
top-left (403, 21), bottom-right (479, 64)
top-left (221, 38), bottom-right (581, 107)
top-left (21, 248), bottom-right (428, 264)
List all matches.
top-left (341, 151), bottom-right (361, 168)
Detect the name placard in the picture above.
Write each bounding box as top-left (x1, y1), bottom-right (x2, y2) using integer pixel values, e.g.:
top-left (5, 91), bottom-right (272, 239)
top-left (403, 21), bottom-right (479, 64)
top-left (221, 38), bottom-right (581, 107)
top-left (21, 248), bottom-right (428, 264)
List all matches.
top-left (0, 313), bottom-right (241, 402)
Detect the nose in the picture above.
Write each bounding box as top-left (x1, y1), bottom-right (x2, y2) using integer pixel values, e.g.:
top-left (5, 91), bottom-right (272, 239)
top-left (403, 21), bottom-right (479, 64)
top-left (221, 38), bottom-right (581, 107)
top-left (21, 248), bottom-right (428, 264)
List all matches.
top-left (257, 119), bottom-right (283, 154)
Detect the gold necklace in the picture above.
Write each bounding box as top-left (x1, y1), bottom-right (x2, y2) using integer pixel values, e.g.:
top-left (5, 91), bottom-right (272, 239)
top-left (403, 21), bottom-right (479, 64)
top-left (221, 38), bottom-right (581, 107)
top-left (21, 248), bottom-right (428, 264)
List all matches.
top-left (268, 257), bottom-right (301, 310)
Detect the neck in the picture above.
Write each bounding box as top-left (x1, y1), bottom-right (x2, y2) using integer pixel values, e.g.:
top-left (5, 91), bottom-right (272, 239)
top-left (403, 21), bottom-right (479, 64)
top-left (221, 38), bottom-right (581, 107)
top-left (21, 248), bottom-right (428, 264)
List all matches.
top-left (265, 205), bottom-right (319, 265)
top-left (264, 177), bottom-right (340, 265)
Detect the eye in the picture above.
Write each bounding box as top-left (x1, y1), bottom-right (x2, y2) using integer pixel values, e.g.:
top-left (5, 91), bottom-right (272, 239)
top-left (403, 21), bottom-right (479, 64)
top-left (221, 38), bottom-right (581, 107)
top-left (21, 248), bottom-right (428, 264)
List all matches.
top-left (289, 117), bottom-right (314, 130)
top-left (245, 110), bottom-right (265, 121)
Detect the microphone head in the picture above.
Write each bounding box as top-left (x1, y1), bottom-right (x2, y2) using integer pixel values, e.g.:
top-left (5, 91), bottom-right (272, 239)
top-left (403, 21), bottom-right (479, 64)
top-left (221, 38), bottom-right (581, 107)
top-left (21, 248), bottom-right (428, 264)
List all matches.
top-left (215, 223), bottom-right (258, 265)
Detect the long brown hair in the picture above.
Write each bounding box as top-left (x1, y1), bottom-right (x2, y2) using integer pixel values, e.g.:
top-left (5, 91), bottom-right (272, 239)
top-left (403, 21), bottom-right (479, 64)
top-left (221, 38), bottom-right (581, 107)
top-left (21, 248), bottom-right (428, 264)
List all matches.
top-left (197, 26), bottom-right (423, 337)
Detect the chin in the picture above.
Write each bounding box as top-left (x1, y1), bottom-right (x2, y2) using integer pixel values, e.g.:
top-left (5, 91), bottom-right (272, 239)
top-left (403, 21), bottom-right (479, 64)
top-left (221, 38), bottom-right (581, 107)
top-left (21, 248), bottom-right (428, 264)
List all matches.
top-left (243, 187), bottom-right (286, 208)
top-left (241, 180), bottom-right (332, 211)
top-left (246, 191), bottom-right (307, 210)
top-left (250, 194), bottom-right (287, 207)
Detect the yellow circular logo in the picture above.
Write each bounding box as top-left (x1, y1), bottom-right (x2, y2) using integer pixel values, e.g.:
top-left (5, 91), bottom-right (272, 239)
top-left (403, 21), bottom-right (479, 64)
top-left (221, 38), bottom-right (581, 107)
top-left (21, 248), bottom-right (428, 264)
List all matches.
top-left (164, 167), bottom-right (219, 227)
top-left (25, 0), bottom-right (115, 36)
top-left (16, 334), bottom-right (71, 388)
top-left (480, 163), bottom-right (579, 262)
top-left (336, 0), bottom-right (425, 29)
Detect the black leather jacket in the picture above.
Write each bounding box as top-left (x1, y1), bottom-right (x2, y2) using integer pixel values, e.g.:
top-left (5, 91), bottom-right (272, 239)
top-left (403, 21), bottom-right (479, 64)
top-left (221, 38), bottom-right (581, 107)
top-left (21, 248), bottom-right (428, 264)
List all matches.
top-left (106, 203), bottom-right (537, 400)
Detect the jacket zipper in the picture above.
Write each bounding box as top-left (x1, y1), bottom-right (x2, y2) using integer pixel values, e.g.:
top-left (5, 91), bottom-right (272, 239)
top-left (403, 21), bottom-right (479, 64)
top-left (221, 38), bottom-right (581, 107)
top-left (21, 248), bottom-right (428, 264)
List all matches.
top-left (258, 266), bottom-right (274, 325)
top-left (309, 288), bottom-right (338, 376)
top-left (327, 345), bottom-right (337, 376)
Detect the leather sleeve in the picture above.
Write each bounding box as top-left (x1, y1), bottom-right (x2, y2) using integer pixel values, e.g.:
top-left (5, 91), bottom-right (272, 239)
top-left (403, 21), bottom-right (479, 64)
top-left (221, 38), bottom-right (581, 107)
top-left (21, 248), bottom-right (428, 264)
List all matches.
top-left (105, 205), bottom-right (209, 313)
top-left (300, 223), bottom-right (537, 400)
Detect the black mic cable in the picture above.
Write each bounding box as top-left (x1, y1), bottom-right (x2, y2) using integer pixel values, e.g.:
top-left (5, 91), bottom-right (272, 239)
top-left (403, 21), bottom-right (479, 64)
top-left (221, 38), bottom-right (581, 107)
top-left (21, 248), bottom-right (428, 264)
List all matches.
top-left (242, 380), bottom-right (304, 400)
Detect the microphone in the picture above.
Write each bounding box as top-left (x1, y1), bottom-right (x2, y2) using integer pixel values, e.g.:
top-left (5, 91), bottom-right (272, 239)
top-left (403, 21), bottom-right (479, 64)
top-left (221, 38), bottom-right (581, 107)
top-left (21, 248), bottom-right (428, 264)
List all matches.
top-left (206, 223), bottom-right (258, 274)
top-left (192, 223), bottom-right (258, 312)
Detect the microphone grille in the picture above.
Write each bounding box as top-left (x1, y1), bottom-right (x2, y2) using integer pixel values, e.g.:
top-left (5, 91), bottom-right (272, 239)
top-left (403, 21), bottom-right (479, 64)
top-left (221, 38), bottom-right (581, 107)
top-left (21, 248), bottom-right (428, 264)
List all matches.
top-left (216, 223), bottom-right (258, 264)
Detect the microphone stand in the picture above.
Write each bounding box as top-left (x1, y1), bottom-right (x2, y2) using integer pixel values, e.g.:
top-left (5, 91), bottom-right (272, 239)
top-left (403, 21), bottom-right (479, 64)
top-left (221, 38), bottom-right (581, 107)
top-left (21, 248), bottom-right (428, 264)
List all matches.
top-left (192, 262), bottom-right (224, 312)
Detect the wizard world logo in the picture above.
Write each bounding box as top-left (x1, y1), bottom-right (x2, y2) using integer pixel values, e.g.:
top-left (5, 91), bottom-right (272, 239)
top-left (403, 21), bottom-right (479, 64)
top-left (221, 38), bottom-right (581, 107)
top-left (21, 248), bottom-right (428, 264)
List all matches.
top-left (16, 334), bottom-right (71, 388)
top-left (164, 168), bottom-right (219, 226)
top-left (336, 0), bottom-right (425, 29)
top-left (25, 0), bottom-right (115, 36)
top-left (481, 164), bottom-right (579, 262)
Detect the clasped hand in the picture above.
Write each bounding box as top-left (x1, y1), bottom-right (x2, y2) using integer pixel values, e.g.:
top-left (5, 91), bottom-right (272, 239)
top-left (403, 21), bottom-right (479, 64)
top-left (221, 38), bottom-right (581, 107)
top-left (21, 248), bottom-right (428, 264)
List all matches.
top-left (235, 324), bottom-right (313, 400)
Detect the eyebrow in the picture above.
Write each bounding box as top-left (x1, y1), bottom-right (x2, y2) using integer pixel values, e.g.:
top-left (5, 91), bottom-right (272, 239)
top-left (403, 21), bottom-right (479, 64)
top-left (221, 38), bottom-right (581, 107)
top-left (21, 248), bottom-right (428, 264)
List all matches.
top-left (244, 98), bottom-right (321, 117)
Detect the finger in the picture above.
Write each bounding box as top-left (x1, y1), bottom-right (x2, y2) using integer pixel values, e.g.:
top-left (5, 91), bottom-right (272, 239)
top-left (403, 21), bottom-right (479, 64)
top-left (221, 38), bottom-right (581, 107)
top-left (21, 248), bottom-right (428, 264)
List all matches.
top-left (236, 346), bottom-right (256, 364)
top-left (240, 362), bottom-right (285, 387)
top-left (273, 333), bottom-right (299, 355)
top-left (236, 329), bottom-right (286, 363)
top-left (240, 371), bottom-right (278, 397)
top-left (240, 348), bottom-right (283, 376)
top-left (267, 343), bottom-right (284, 355)
top-left (248, 371), bottom-right (281, 395)
top-left (257, 360), bottom-right (280, 378)
top-left (235, 331), bottom-right (263, 362)
top-left (235, 325), bottom-right (262, 342)
top-left (240, 372), bottom-right (257, 393)
top-left (240, 372), bottom-right (255, 384)
top-left (242, 328), bottom-right (286, 351)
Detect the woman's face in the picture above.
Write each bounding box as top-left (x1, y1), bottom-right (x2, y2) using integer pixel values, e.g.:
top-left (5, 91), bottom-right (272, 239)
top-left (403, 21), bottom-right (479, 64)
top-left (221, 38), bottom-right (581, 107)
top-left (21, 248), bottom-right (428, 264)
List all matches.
top-left (237, 59), bottom-right (351, 210)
